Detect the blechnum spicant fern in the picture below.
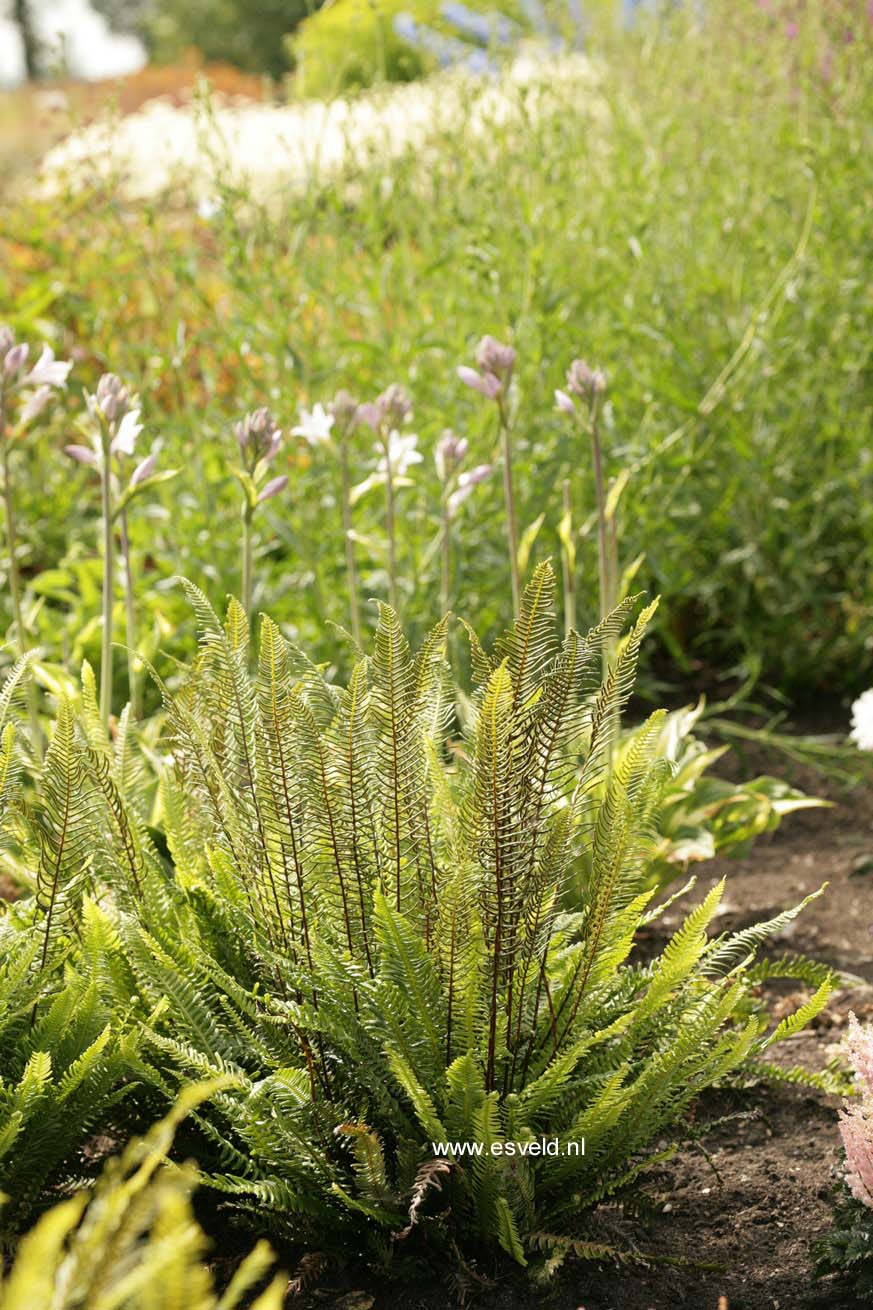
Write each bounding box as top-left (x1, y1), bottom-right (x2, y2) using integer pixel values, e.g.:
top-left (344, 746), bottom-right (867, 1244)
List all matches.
top-left (0, 564), bottom-right (834, 1272)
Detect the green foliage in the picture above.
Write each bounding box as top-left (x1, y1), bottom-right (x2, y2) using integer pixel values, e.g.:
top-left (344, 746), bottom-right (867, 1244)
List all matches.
top-left (0, 1083), bottom-right (287, 1310)
top-left (0, 914), bottom-right (139, 1237)
top-left (3, 3), bottom-right (870, 700)
top-left (290, 0), bottom-right (521, 97)
top-left (92, 0), bottom-right (314, 78)
top-left (8, 563), bottom-right (818, 1267)
top-left (812, 1188), bottom-right (873, 1305)
top-left (638, 700), bottom-right (824, 884)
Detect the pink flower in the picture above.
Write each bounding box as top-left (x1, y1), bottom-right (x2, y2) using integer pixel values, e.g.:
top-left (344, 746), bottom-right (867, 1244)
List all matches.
top-left (555, 388), bottom-right (576, 415)
top-left (355, 402), bottom-right (383, 432)
top-left (838, 1014), bottom-right (873, 1209)
top-left (475, 335), bottom-right (515, 382)
top-left (566, 359), bottom-right (607, 399)
top-left (129, 453), bottom-right (157, 488)
top-left (434, 429), bottom-right (468, 480)
top-left (3, 343), bottom-right (29, 377)
top-left (257, 474), bottom-right (288, 504)
top-left (457, 365), bottom-right (501, 399)
top-left (235, 407), bottom-right (282, 465)
top-left (65, 443), bottom-right (99, 468)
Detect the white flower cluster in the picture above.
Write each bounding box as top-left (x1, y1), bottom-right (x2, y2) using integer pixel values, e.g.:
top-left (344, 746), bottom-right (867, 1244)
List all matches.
top-left (850, 689), bottom-right (873, 752)
top-left (36, 54), bottom-right (606, 205)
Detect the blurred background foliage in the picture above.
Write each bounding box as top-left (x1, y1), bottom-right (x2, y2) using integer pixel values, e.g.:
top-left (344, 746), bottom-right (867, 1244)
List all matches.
top-left (0, 0), bottom-right (870, 715)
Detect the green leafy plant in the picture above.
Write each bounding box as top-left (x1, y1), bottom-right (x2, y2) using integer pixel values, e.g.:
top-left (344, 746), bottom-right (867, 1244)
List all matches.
top-left (629, 699), bottom-right (824, 884)
top-left (49, 564), bottom-right (826, 1271)
top-left (0, 1082), bottom-right (286, 1309)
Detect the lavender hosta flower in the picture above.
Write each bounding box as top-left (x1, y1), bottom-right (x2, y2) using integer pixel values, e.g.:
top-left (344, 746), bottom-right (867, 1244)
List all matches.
top-left (377, 431), bottom-right (423, 478)
top-left (447, 462), bottom-right (492, 517)
top-left (435, 429), bottom-right (469, 481)
top-left (234, 406), bottom-right (282, 467)
top-left (65, 443), bottom-right (100, 468)
top-left (0, 326), bottom-right (13, 357)
top-left (110, 407), bottom-right (143, 457)
top-left (292, 403), bottom-right (334, 447)
top-left (565, 358), bottom-right (607, 400)
top-left (257, 474), bottom-right (289, 505)
top-left (19, 385), bottom-right (54, 427)
top-left (378, 383), bottom-right (413, 428)
top-left (475, 335), bottom-right (515, 383)
top-left (839, 1013), bottom-right (873, 1208)
top-left (850, 689), bottom-right (873, 751)
top-left (458, 335), bottom-right (515, 402)
top-left (458, 364), bottom-right (501, 399)
top-left (554, 388), bottom-right (576, 415)
top-left (328, 389), bottom-right (360, 432)
top-left (359, 384), bottom-right (414, 433)
top-left (354, 401), bottom-right (381, 432)
top-left (129, 452), bottom-right (157, 489)
top-left (22, 344), bottom-right (72, 390)
top-left (93, 372), bottom-right (134, 423)
top-left (3, 343), bottom-right (29, 378)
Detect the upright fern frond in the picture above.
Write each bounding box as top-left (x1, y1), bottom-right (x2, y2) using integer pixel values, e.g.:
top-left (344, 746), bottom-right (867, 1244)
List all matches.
top-left (33, 698), bottom-right (96, 966)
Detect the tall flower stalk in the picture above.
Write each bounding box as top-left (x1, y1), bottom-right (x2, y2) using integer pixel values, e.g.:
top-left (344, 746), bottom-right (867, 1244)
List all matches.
top-left (230, 408), bottom-right (287, 624)
top-left (67, 375), bottom-right (169, 722)
top-left (556, 360), bottom-right (610, 622)
top-left (0, 329), bottom-right (71, 752)
top-left (560, 476), bottom-right (576, 636)
top-left (556, 360), bottom-right (617, 764)
top-left (458, 336), bottom-right (519, 616)
top-left (435, 429), bottom-right (492, 617)
top-left (359, 385), bottom-right (420, 615)
top-left (293, 394), bottom-right (363, 646)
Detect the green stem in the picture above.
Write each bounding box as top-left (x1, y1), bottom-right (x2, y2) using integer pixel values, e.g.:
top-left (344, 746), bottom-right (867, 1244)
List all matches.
top-left (440, 489), bottom-right (451, 618)
top-left (119, 507), bottom-right (141, 719)
top-left (1, 388), bottom-right (42, 756)
top-left (339, 439), bottom-right (361, 646)
top-left (242, 503), bottom-right (253, 622)
top-left (589, 404), bottom-right (609, 628)
top-left (384, 436), bottom-right (398, 612)
top-left (561, 477), bottom-right (575, 637)
top-left (498, 400), bottom-right (520, 618)
top-left (99, 444), bottom-right (114, 726)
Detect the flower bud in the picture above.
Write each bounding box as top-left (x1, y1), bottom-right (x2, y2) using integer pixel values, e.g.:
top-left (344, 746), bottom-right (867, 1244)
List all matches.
top-left (4, 343), bottom-right (29, 377)
top-left (129, 452), bottom-right (157, 488)
top-left (377, 383), bottom-right (413, 428)
top-left (566, 359), bottom-right (607, 399)
top-left (95, 373), bottom-right (132, 422)
top-left (257, 474), bottom-right (288, 504)
top-left (328, 389), bottom-right (359, 431)
top-left (235, 407), bottom-right (282, 465)
top-left (435, 429), bottom-right (468, 480)
top-left (475, 335), bottom-right (515, 383)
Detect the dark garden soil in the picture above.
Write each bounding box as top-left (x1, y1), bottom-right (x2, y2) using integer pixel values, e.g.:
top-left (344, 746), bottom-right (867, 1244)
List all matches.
top-left (287, 751), bottom-right (873, 1310)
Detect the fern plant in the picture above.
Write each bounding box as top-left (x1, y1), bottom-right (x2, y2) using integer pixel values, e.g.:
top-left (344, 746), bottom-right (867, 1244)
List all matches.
top-left (0, 1083), bottom-right (286, 1310)
top-left (0, 660), bottom-right (151, 1241)
top-left (52, 562), bottom-right (828, 1269)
